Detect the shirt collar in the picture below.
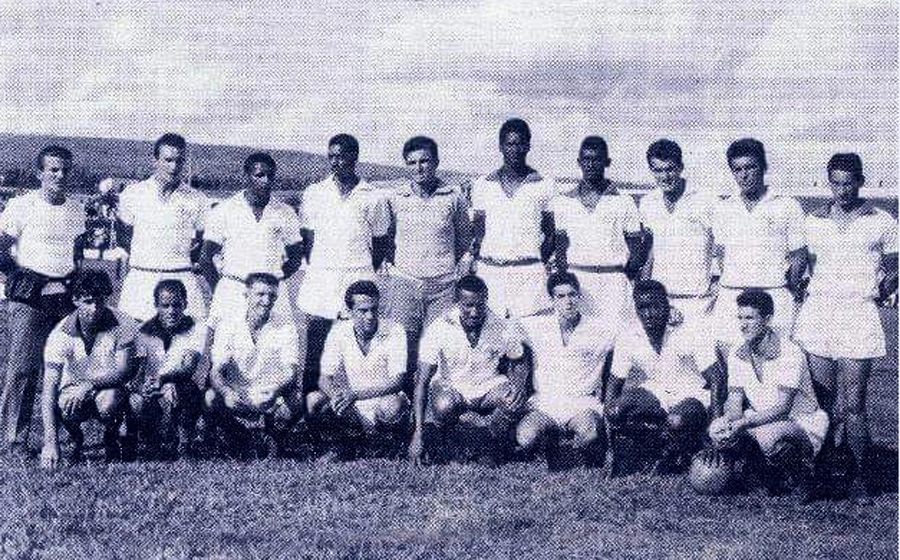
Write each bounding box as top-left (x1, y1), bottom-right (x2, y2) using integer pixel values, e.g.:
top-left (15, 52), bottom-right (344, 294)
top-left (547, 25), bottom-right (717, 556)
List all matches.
top-left (484, 167), bottom-right (544, 184)
top-left (330, 175), bottom-right (373, 193)
top-left (562, 180), bottom-right (619, 199)
top-left (140, 315), bottom-right (195, 339)
top-left (810, 199), bottom-right (877, 220)
top-left (395, 178), bottom-right (454, 197)
top-left (61, 307), bottom-right (120, 338)
top-left (735, 327), bottom-right (781, 362)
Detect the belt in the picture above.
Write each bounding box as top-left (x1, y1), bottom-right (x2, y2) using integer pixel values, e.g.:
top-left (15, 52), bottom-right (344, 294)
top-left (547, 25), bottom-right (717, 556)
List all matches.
top-left (131, 265), bottom-right (193, 273)
top-left (720, 285), bottom-right (786, 291)
top-left (478, 256), bottom-right (541, 267)
top-left (222, 274), bottom-right (284, 283)
top-left (568, 264), bottom-right (625, 274)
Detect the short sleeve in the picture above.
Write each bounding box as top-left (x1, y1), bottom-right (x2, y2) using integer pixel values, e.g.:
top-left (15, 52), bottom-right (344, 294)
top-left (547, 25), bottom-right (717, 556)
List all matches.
top-left (187, 324), bottom-right (209, 354)
top-left (280, 206), bottom-right (303, 246)
top-left (192, 195), bottom-right (210, 232)
top-left (469, 180), bottom-right (485, 212)
top-left (297, 188), bottom-right (312, 229)
top-left (278, 324), bottom-right (300, 366)
top-left (610, 337), bottom-right (634, 380)
top-left (621, 196), bottom-right (642, 233)
top-left (319, 326), bottom-right (343, 378)
top-left (115, 321), bottom-right (138, 352)
top-left (725, 353), bottom-right (752, 389)
top-left (502, 320), bottom-right (526, 361)
top-left (210, 323), bottom-right (232, 366)
top-left (366, 191), bottom-right (392, 238)
top-left (880, 214), bottom-right (898, 254)
top-left (538, 180), bottom-right (555, 213)
top-left (387, 325), bottom-right (408, 380)
top-left (775, 347), bottom-right (806, 393)
top-left (784, 198), bottom-right (806, 251)
top-left (203, 205), bottom-right (226, 246)
top-left (418, 323), bottom-right (443, 366)
top-left (0, 198), bottom-right (23, 238)
top-left (43, 327), bottom-right (67, 366)
top-left (710, 199), bottom-right (727, 244)
top-left (117, 186), bottom-right (136, 226)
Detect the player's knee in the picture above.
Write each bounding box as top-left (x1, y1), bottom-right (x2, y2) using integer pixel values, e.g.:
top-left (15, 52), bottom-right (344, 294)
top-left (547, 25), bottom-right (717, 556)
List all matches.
top-left (377, 394), bottom-right (410, 426)
top-left (305, 390), bottom-right (330, 418)
top-left (95, 389), bottom-right (123, 422)
top-left (515, 417), bottom-right (548, 450)
top-left (431, 389), bottom-right (462, 424)
top-left (570, 412), bottom-right (603, 444)
top-left (203, 388), bottom-right (220, 411)
top-left (129, 392), bottom-right (145, 416)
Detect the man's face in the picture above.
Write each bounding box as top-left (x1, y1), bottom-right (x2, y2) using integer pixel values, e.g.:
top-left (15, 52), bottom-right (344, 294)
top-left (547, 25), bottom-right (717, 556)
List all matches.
top-left (405, 148), bottom-right (438, 186)
top-left (457, 289), bottom-right (488, 330)
top-left (155, 144), bottom-right (185, 186)
top-left (245, 281), bottom-right (278, 318)
top-left (245, 161), bottom-right (275, 199)
top-left (648, 157), bottom-right (684, 193)
top-left (635, 291), bottom-right (670, 332)
top-left (37, 156), bottom-right (72, 196)
top-left (737, 305), bottom-right (769, 341)
top-left (578, 148), bottom-right (609, 183)
top-left (728, 155), bottom-right (765, 195)
top-left (499, 131), bottom-right (530, 168)
top-left (349, 294), bottom-right (379, 337)
top-left (828, 169), bottom-right (862, 209)
top-left (74, 294), bottom-right (105, 330)
top-left (156, 289), bottom-right (186, 329)
top-left (328, 143), bottom-right (357, 177)
top-left (551, 283), bottom-right (581, 321)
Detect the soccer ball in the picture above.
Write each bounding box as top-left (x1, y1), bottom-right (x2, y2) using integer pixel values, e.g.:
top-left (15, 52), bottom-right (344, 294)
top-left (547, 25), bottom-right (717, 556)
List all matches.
top-left (689, 449), bottom-right (733, 495)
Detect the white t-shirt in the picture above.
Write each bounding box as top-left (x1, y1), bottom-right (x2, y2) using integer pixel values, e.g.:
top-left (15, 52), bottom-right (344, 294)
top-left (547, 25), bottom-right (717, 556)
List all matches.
top-left (211, 313), bottom-right (300, 395)
top-left (805, 202), bottom-right (898, 299)
top-left (639, 186), bottom-right (715, 296)
top-left (300, 177), bottom-right (391, 270)
top-left (520, 313), bottom-right (614, 398)
top-left (712, 189), bottom-right (806, 288)
top-left (320, 319), bottom-right (406, 393)
top-left (551, 184), bottom-right (642, 267)
top-left (469, 171), bottom-right (555, 261)
top-left (118, 178), bottom-right (208, 269)
top-left (135, 316), bottom-right (208, 384)
top-left (204, 191), bottom-right (303, 279)
top-left (0, 190), bottom-right (83, 277)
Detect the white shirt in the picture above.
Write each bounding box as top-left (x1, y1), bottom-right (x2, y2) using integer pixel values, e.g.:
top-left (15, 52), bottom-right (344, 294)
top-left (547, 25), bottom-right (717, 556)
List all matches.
top-left (204, 192), bottom-right (303, 279)
top-left (805, 201), bottom-right (897, 299)
top-left (521, 313), bottom-right (614, 398)
top-left (611, 322), bottom-right (715, 395)
top-left (211, 313), bottom-right (300, 395)
top-left (639, 186), bottom-right (715, 296)
top-left (712, 189), bottom-right (806, 288)
top-left (420, 307), bottom-right (525, 391)
top-left (135, 316), bottom-right (208, 384)
top-left (118, 178), bottom-right (208, 269)
top-left (0, 190), bottom-right (83, 277)
top-left (469, 171), bottom-right (555, 261)
top-left (300, 177), bottom-right (391, 270)
top-left (320, 319), bottom-right (406, 393)
top-left (551, 184), bottom-right (642, 267)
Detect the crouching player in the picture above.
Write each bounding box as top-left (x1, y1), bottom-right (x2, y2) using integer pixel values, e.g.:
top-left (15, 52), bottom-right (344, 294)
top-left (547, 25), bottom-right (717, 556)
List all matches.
top-left (306, 281), bottom-right (409, 459)
top-left (706, 289), bottom-right (828, 498)
top-left (129, 280), bottom-right (206, 460)
top-left (40, 270), bottom-right (139, 468)
top-left (408, 275), bottom-right (529, 466)
top-left (204, 273), bottom-right (304, 458)
top-left (516, 272), bottom-right (613, 469)
top-left (605, 280), bottom-right (721, 475)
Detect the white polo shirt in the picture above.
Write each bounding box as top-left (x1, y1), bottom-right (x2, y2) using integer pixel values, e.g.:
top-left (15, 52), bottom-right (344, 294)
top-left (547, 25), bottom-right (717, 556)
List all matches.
top-left (135, 316), bottom-right (208, 384)
top-left (118, 178), bottom-right (208, 269)
top-left (805, 201), bottom-right (898, 299)
top-left (469, 170), bottom-right (555, 261)
top-left (204, 191), bottom-right (303, 279)
top-left (0, 190), bottom-right (83, 278)
top-left (44, 308), bottom-right (139, 390)
top-left (300, 177), bottom-right (391, 270)
top-left (420, 307), bottom-right (525, 394)
top-left (639, 186), bottom-right (715, 296)
top-left (551, 184), bottom-right (642, 267)
top-left (611, 322), bottom-right (714, 398)
top-left (320, 319), bottom-right (406, 393)
top-left (210, 313), bottom-right (300, 395)
top-left (712, 189), bottom-right (806, 288)
top-left (521, 313), bottom-right (614, 397)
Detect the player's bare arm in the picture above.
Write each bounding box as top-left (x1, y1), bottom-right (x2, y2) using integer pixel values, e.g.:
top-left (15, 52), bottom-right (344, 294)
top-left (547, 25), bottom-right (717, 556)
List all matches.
top-left (786, 246), bottom-right (809, 302)
top-left (282, 241), bottom-right (304, 280)
top-left (198, 239), bottom-right (223, 291)
top-left (879, 252), bottom-right (898, 301)
top-left (39, 363), bottom-right (64, 469)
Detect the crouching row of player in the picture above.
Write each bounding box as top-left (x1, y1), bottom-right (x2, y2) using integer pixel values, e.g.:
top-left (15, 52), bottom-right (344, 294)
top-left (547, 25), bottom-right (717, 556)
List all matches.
top-left (39, 267), bottom-right (826, 500)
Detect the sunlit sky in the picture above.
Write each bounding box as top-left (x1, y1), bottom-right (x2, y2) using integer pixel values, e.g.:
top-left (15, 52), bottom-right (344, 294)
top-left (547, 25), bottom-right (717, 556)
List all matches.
top-left (0, 0), bottom-right (896, 189)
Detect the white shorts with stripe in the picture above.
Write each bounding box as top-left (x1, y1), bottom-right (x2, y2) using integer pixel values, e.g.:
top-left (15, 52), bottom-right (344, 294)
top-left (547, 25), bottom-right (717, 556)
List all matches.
top-left (794, 294), bottom-right (885, 360)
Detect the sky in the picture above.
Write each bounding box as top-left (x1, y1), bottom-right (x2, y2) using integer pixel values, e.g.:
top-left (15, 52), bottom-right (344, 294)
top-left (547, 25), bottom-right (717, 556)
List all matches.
top-left (0, 0), bottom-right (896, 190)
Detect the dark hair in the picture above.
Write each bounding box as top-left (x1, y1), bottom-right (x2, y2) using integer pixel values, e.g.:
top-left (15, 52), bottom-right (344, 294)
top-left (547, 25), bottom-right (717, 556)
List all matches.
top-left (154, 279), bottom-right (188, 306)
top-left (827, 153), bottom-right (864, 182)
top-left (402, 136), bottom-right (439, 161)
top-left (646, 139), bottom-right (683, 167)
top-left (244, 272), bottom-right (280, 288)
top-left (328, 134), bottom-right (360, 159)
top-left (726, 138), bottom-right (767, 171)
top-left (455, 274), bottom-right (488, 298)
top-left (243, 152), bottom-right (277, 175)
top-left (632, 279), bottom-right (668, 301)
top-left (70, 269), bottom-right (113, 300)
top-left (736, 289), bottom-right (774, 318)
top-left (153, 133), bottom-right (187, 158)
top-left (344, 280), bottom-right (380, 309)
top-left (579, 136), bottom-right (609, 159)
top-left (35, 145), bottom-right (73, 170)
top-left (546, 271), bottom-right (580, 296)
top-left (499, 118), bottom-right (531, 144)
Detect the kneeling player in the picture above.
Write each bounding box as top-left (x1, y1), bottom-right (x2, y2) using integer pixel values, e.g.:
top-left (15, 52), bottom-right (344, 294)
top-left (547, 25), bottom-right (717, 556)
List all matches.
top-left (707, 289), bottom-right (828, 498)
top-left (516, 272), bottom-right (613, 468)
top-left (408, 275), bottom-right (529, 466)
top-left (205, 273), bottom-right (303, 458)
top-left (606, 280), bottom-right (721, 475)
top-left (306, 281), bottom-right (409, 459)
top-left (40, 270), bottom-right (139, 468)
top-left (129, 279), bottom-right (206, 459)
